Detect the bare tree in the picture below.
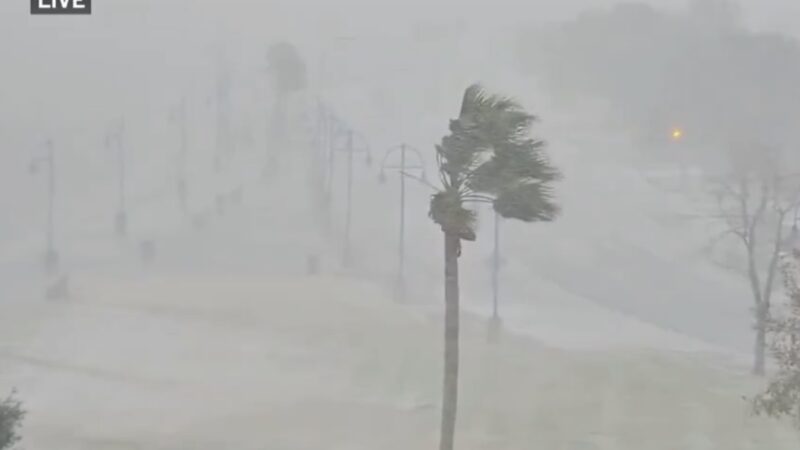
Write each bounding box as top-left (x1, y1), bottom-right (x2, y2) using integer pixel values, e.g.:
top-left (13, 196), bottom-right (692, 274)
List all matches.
top-left (708, 148), bottom-right (800, 375)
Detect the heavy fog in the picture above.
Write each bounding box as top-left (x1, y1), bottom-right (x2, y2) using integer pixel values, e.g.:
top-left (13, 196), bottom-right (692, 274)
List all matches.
top-left (3, 0), bottom-right (800, 448)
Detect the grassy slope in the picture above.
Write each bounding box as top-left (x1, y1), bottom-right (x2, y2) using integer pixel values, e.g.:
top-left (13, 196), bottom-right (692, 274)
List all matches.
top-left (0, 272), bottom-right (796, 449)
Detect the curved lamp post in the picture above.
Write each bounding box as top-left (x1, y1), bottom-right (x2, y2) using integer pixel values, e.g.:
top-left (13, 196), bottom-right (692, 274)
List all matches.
top-left (379, 143), bottom-right (426, 301)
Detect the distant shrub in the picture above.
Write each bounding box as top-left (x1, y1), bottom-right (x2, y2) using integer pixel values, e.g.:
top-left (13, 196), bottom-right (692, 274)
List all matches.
top-left (0, 391), bottom-right (25, 450)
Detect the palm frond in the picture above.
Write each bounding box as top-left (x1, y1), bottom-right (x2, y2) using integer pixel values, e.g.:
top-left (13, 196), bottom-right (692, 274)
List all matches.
top-left (431, 84), bottom-right (562, 237)
top-left (434, 144), bottom-right (452, 189)
top-left (493, 182), bottom-right (560, 222)
top-left (467, 137), bottom-right (561, 196)
top-left (460, 84), bottom-right (524, 121)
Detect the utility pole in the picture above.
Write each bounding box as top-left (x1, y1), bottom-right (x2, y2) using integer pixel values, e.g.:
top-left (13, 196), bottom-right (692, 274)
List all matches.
top-left (379, 143), bottom-right (426, 301)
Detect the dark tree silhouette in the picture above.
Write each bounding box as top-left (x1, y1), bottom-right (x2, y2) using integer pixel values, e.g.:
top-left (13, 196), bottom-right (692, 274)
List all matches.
top-left (0, 391), bottom-right (24, 450)
top-left (266, 42), bottom-right (307, 143)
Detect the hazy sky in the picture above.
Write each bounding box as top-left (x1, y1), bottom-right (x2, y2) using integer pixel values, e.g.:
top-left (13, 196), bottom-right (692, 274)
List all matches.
top-left (2, 0), bottom-right (800, 159)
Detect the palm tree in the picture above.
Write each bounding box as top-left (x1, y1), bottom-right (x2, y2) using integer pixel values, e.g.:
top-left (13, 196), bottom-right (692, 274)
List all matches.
top-left (429, 84), bottom-right (562, 450)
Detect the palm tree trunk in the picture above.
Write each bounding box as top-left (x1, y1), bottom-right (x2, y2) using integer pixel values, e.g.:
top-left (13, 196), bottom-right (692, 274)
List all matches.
top-left (440, 232), bottom-right (460, 450)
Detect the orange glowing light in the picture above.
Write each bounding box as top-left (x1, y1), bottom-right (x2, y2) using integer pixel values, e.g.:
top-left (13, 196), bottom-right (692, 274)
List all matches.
top-left (671, 128), bottom-right (684, 141)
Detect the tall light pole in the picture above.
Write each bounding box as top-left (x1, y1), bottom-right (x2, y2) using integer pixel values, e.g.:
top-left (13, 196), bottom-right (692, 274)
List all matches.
top-left (491, 211), bottom-right (500, 319)
top-left (30, 139), bottom-right (57, 274)
top-left (487, 210), bottom-right (505, 342)
top-left (379, 143), bottom-right (426, 301)
top-left (331, 127), bottom-right (371, 267)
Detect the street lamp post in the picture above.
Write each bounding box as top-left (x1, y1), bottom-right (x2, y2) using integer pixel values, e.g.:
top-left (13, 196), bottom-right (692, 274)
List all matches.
top-left (487, 210), bottom-right (505, 342)
top-left (379, 143), bottom-right (426, 301)
top-left (30, 139), bottom-right (58, 274)
top-left (330, 126), bottom-right (371, 267)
